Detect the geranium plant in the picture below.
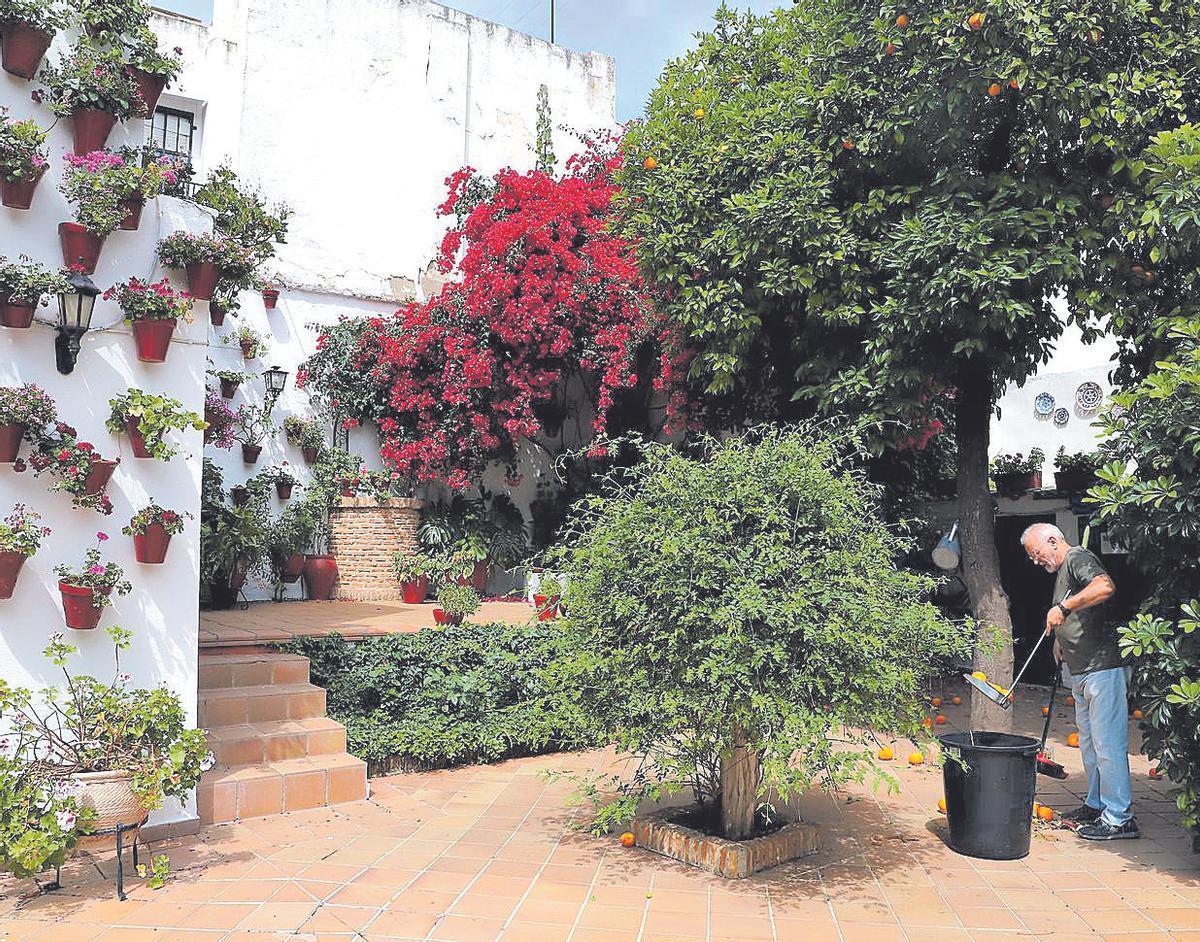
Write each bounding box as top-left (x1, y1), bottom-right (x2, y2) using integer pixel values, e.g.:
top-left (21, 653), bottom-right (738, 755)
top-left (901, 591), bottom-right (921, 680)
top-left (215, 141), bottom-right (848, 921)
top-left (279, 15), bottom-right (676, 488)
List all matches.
top-left (156, 231), bottom-right (224, 268)
top-left (37, 39), bottom-right (142, 119)
top-left (107, 388), bottom-right (205, 461)
top-left (0, 0), bottom-right (69, 35)
top-left (60, 150), bottom-right (177, 236)
top-left (20, 421), bottom-right (117, 514)
top-left (0, 110), bottom-right (49, 183)
top-left (103, 276), bottom-right (192, 323)
top-left (226, 324), bottom-right (266, 359)
top-left (54, 533), bottom-right (131, 608)
top-left (0, 256), bottom-right (68, 305)
top-left (122, 503), bottom-right (187, 537)
top-left (283, 415), bottom-right (324, 450)
top-left (0, 504), bottom-right (50, 557)
top-left (202, 388), bottom-right (235, 449)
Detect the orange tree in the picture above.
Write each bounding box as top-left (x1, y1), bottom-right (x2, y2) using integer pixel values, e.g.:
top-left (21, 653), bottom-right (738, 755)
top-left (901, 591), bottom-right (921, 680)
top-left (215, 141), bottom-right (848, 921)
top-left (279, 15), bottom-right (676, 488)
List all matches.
top-left (617, 0), bottom-right (1200, 730)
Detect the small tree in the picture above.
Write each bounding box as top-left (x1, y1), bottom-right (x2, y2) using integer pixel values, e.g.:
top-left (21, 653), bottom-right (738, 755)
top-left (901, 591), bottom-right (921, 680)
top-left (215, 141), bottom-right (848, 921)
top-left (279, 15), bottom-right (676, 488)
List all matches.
top-left (549, 426), bottom-right (971, 840)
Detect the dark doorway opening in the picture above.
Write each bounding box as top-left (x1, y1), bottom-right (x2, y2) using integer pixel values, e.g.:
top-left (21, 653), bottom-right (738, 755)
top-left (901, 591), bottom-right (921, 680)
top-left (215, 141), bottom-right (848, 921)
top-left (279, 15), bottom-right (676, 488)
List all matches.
top-left (995, 513), bottom-right (1058, 686)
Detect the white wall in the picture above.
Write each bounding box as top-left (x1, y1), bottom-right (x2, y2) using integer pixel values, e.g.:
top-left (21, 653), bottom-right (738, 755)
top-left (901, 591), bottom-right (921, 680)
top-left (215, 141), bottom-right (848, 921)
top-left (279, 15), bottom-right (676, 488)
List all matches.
top-left (2, 43), bottom-right (211, 826)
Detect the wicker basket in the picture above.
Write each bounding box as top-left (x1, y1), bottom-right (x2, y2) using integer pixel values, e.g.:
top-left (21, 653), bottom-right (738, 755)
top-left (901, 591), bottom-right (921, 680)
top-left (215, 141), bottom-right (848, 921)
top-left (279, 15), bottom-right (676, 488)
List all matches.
top-left (70, 770), bottom-right (148, 849)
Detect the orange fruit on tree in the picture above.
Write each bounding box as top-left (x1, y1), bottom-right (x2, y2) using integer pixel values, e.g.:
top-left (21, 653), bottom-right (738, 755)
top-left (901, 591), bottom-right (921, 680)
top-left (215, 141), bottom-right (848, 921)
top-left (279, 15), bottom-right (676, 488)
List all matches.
top-left (951, 696), bottom-right (962, 705)
top-left (885, 42), bottom-right (897, 55)
top-left (620, 831), bottom-right (636, 847)
top-left (1009, 78), bottom-right (1020, 90)
top-left (935, 715), bottom-right (947, 725)
top-left (1037, 805), bottom-right (1054, 821)
top-left (988, 82), bottom-right (1002, 96)
top-left (1132, 709), bottom-right (1143, 720)
top-left (896, 13), bottom-right (909, 27)
top-left (937, 797), bottom-right (946, 813)
top-left (1066, 732), bottom-right (1080, 748)
top-left (842, 140), bottom-right (855, 150)
top-left (643, 157), bottom-right (658, 170)
top-left (968, 11), bottom-right (985, 29)
top-left (921, 716), bottom-right (933, 729)
top-left (877, 746), bottom-right (895, 760)
top-left (908, 751), bottom-right (924, 765)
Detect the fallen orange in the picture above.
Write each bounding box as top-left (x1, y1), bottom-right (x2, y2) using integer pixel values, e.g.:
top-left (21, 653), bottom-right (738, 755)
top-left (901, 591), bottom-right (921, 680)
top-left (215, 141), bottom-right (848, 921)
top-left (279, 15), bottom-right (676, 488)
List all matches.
top-left (1066, 732), bottom-right (1080, 748)
top-left (908, 751), bottom-right (924, 765)
top-left (620, 832), bottom-right (635, 847)
top-left (937, 798), bottom-right (946, 813)
top-left (877, 746), bottom-right (895, 760)
top-left (931, 697), bottom-right (942, 707)
top-left (1037, 805), bottom-right (1054, 821)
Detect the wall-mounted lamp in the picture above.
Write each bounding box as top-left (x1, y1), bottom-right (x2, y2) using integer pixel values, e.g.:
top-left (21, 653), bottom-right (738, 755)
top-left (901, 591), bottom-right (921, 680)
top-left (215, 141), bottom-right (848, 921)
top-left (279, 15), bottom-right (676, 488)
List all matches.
top-left (55, 267), bottom-right (100, 374)
top-left (262, 365), bottom-right (288, 409)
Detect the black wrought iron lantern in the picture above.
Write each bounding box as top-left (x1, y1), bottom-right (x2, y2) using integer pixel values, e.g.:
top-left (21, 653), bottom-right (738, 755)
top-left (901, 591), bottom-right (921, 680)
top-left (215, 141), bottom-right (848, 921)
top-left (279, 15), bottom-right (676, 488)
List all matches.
top-left (263, 365), bottom-right (288, 409)
top-left (55, 268), bottom-right (100, 374)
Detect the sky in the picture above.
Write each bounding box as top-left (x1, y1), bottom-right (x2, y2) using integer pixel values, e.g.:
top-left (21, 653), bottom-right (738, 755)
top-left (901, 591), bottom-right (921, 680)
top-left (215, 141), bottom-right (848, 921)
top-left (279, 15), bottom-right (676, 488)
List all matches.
top-left (158, 0), bottom-right (782, 120)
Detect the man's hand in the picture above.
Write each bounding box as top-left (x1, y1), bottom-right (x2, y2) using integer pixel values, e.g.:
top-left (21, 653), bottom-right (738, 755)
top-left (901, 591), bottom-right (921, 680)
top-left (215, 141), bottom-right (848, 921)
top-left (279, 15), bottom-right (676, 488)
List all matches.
top-left (1045, 604), bottom-right (1066, 635)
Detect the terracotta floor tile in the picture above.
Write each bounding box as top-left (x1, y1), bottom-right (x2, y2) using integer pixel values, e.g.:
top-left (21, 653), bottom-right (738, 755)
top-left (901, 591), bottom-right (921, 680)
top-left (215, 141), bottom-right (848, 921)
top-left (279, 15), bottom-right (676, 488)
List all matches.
top-left (1078, 906), bottom-right (1159, 933)
top-left (837, 924), bottom-right (908, 942)
top-left (833, 900), bottom-right (897, 924)
top-left (500, 922), bottom-right (574, 942)
top-left (1144, 906), bottom-right (1200, 930)
top-left (513, 898), bottom-right (581, 925)
top-left (183, 903), bottom-right (258, 930)
top-left (450, 892), bottom-right (520, 920)
top-left (709, 912), bottom-right (774, 939)
top-left (773, 918), bottom-right (844, 942)
top-left (950, 906), bottom-right (1026, 930)
top-left (641, 908), bottom-right (708, 936)
top-left (429, 913), bottom-right (507, 940)
top-left (365, 907), bottom-right (441, 938)
top-left (234, 900), bottom-right (317, 931)
top-left (576, 903), bottom-right (645, 931)
top-left (386, 887), bottom-right (460, 913)
top-left (1055, 887), bottom-right (1127, 909)
top-left (327, 882), bottom-right (398, 908)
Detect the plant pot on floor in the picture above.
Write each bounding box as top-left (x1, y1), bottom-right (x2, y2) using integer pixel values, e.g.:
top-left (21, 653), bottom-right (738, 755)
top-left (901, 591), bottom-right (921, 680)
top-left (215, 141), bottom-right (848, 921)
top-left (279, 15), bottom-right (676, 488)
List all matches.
top-left (1, 21), bottom-right (52, 79)
top-left (0, 296), bottom-right (37, 328)
top-left (0, 423), bottom-right (24, 462)
top-left (241, 443), bottom-right (262, 464)
top-left (275, 481), bottom-right (293, 499)
top-left (1, 166), bottom-right (46, 210)
top-left (59, 222), bottom-right (104, 274)
top-left (132, 523), bottom-right (171, 564)
top-left (70, 770), bottom-right (148, 850)
top-left (534, 594), bottom-right (560, 621)
top-left (59, 582), bottom-right (112, 630)
top-left (130, 68), bottom-right (167, 114)
top-left (71, 109), bottom-right (116, 155)
top-left (994, 471), bottom-right (1041, 496)
top-left (82, 458), bottom-right (118, 495)
top-left (125, 418), bottom-right (150, 458)
top-left (433, 609), bottom-right (464, 627)
top-left (455, 560), bottom-right (489, 592)
top-left (0, 551), bottom-right (28, 599)
top-left (303, 555), bottom-right (338, 600)
top-left (219, 377), bottom-right (239, 399)
top-left (401, 576), bottom-right (429, 605)
top-left (262, 288), bottom-right (279, 309)
top-left (281, 553), bottom-right (305, 584)
top-left (118, 196), bottom-right (144, 231)
top-left (131, 318), bottom-right (175, 363)
top-left (184, 262), bottom-right (219, 301)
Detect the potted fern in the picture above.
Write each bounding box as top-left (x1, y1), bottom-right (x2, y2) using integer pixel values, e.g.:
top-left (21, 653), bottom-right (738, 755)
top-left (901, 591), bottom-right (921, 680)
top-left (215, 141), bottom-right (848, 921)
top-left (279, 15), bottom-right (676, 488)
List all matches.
top-left (107, 388), bottom-right (205, 461)
top-left (284, 415), bottom-right (324, 463)
top-left (208, 367), bottom-right (249, 400)
top-left (227, 324), bottom-right (266, 360)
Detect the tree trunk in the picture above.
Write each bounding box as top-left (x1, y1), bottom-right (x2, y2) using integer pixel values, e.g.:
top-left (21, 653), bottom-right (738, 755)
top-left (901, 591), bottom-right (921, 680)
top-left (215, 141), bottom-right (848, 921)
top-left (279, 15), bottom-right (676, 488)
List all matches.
top-left (719, 729), bottom-right (760, 840)
top-left (956, 362), bottom-right (1015, 733)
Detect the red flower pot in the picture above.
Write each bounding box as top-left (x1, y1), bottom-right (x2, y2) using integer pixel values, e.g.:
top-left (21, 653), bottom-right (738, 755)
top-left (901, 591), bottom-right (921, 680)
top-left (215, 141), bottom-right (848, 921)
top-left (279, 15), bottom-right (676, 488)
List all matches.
top-left (0, 166), bottom-right (46, 209)
top-left (303, 555), bottom-right (338, 600)
top-left (454, 561), bottom-right (489, 592)
top-left (534, 595), bottom-right (560, 621)
top-left (1, 21), bottom-right (52, 79)
top-left (131, 318), bottom-right (175, 363)
top-left (340, 486), bottom-right (354, 497)
top-left (275, 481), bottom-right (293, 499)
top-left (118, 196), bottom-right (144, 231)
top-left (209, 302), bottom-right (226, 326)
top-left (995, 471), bottom-right (1042, 496)
top-left (242, 443), bottom-right (262, 464)
top-left (0, 297), bottom-right (36, 328)
top-left (82, 458), bottom-right (118, 496)
top-left (59, 582), bottom-right (112, 630)
top-left (401, 576), bottom-right (429, 605)
top-left (432, 609), bottom-right (464, 627)
top-left (184, 262), bottom-right (219, 301)
top-left (130, 67), bottom-right (167, 114)
top-left (220, 377), bottom-right (239, 399)
top-left (230, 486), bottom-right (249, 507)
top-left (133, 522), bottom-right (171, 564)
top-left (59, 222), bottom-right (104, 274)
top-left (125, 418), bottom-right (150, 458)
top-left (71, 109), bottom-right (116, 155)
top-left (281, 553), bottom-right (305, 583)
top-left (0, 423), bottom-right (24, 462)
top-left (0, 551), bottom-right (27, 599)
top-left (240, 339), bottom-right (256, 359)
top-left (262, 288), bottom-right (279, 309)
top-left (302, 446), bottom-right (318, 464)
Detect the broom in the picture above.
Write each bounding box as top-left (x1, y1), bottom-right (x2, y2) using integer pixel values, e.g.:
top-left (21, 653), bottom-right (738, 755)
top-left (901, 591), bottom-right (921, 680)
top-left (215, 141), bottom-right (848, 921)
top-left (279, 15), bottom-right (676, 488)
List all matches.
top-left (1037, 665), bottom-right (1068, 779)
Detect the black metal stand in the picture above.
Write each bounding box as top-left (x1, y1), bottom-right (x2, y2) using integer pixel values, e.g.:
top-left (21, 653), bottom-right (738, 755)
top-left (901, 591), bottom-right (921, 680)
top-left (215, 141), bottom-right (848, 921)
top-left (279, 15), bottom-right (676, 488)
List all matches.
top-left (37, 817), bottom-right (147, 900)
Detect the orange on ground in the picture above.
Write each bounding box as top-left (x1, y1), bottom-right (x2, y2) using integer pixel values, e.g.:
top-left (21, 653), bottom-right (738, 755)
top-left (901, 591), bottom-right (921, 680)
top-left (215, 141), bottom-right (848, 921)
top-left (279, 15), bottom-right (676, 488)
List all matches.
top-left (1037, 805), bottom-right (1054, 821)
top-left (908, 751), bottom-right (924, 765)
top-left (931, 696), bottom-right (942, 707)
top-left (988, 83), bottom-right (1002, 96)
top-left (620, 832), bottom-right (635, 847)
top-left (937, 798), bottom-right (946, 813)
top-left (1132, 709), bottom-right (1143, 720)
top-left (968, 12), bottom-right (985, 29)
top-left (951, 696), bottom-right (962, 705)
top-left (1042, 706), bottom-right (1050, 716)
top-left (877, 746), bottom-right (894, 760)
top-left (896, 14), bottom-right (909, 27)
top-left (643, 157), bottom-right (658, 170)
top-left (1066, 732), bottom-right (1080, 748)
top-left (935, 715), bottom-right (947, 725)
top-left (1065, 695), bottom-right (1075, 706)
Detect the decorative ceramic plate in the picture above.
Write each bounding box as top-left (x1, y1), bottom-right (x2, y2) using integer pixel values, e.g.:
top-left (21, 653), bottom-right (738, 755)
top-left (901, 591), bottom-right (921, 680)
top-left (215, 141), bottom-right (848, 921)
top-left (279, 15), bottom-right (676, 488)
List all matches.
top-left (1075, 381), bottom-right (1103, 412)
top-left (1034, 392), bottom-right (1056, 416)
top-left (1053, 407), bottom-right (1070, 427)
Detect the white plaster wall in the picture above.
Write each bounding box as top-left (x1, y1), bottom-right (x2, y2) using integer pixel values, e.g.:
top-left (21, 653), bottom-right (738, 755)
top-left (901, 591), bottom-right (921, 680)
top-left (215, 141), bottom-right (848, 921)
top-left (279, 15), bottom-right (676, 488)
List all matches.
top-left (2, 41), bottom-right (211, 826)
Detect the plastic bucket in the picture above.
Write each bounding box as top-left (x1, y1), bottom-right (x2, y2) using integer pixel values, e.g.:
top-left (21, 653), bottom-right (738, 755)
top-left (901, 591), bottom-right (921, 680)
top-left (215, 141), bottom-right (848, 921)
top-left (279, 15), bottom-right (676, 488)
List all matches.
top-left (938, 731), bottom-right (1039, 860)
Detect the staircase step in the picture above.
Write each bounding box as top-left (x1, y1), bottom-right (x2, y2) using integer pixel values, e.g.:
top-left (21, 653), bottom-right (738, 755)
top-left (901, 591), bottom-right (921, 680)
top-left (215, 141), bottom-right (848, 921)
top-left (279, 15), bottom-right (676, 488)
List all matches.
top-left (198, 683), bottom-right (326, 727)
top-left (206, 717), bottom-right (348, 765)
top-left (197, 755), bottom-right (368, 823)
top-left (198, 652), bottom-right (310, 689)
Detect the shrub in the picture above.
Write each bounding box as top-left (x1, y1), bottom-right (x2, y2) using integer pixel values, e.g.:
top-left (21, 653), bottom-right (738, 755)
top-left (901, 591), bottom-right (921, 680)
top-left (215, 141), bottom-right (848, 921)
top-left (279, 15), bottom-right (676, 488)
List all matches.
top-left (392, 550), bottom-right (441, 583)
top-left (435, 582), bottom-right (480, 619)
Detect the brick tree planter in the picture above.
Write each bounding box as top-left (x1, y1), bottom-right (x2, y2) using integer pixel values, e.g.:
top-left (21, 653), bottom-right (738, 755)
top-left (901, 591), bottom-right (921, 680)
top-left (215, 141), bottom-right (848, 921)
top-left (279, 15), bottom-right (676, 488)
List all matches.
top-left (631, 807), bottom-right (820, 879)
top-left (327, 496), bottom-right (425, 601)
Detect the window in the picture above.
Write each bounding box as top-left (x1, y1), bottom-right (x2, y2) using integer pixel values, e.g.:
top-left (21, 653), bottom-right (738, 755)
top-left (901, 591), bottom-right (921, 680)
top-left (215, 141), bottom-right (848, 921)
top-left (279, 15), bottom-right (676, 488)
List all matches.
top-left (146, 107), bottom-right (195, 160)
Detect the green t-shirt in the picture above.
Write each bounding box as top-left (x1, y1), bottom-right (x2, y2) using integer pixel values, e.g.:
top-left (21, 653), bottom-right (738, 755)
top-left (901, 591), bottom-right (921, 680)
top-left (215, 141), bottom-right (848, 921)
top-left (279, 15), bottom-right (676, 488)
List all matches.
top-left (1053, 546), bottom-right (1121, 674)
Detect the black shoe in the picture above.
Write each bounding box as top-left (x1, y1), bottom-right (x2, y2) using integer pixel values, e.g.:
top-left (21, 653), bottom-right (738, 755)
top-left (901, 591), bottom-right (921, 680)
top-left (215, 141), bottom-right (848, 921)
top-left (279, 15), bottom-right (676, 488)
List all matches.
top-left (1077, 818), bottom-right (1140, 841)
top-left (1061, 804), bottom-right (1102, 825)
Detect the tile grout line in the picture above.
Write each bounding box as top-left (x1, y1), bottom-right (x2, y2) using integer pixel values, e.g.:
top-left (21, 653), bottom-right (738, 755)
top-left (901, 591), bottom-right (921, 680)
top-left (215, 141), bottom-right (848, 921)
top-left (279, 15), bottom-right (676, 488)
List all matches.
top-left (632, 869), bottom-right (656, 942)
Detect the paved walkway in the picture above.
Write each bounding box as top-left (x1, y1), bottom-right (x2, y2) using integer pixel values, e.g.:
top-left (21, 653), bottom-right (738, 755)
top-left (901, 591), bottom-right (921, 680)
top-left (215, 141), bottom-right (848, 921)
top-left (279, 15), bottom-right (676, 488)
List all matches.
top-left (2, 687), bottom-right (1197, 941)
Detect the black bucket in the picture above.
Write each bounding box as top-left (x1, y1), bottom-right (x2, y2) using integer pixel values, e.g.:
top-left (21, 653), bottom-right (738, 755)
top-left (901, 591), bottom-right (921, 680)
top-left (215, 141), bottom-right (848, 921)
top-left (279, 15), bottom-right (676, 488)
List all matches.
top-left (938, 731), bottom-right (1039, 860)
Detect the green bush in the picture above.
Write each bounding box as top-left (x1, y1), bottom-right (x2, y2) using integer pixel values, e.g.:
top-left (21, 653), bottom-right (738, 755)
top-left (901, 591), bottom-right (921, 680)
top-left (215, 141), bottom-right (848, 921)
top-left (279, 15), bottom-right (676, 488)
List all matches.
top-left (285, 622), bottom-right (595, 772)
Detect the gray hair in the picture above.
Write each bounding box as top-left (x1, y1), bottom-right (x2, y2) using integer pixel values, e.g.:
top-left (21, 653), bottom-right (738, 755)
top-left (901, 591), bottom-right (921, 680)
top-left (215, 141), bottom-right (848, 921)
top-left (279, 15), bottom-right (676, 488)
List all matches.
top-left (1020, 522), bottom-right (1065, 546)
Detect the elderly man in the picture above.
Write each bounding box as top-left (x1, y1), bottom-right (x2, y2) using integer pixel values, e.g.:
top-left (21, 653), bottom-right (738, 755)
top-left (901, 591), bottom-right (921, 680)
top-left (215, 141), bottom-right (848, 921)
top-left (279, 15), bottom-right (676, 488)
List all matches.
top-left (1022, 522), bottom-right (1137, 840)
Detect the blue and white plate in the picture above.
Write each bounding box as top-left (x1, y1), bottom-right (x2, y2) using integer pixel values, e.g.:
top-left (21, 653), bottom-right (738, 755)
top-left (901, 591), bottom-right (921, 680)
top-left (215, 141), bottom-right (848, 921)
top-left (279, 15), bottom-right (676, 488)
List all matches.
top-left (1034, 392), bottom-right (1055, 416)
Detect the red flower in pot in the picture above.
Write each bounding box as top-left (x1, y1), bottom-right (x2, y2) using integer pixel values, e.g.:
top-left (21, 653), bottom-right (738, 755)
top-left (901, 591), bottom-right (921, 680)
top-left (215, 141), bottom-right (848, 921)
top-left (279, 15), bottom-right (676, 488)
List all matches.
top-left (123, 503), bottom-right (190, 565)
top-left (53, 533), bottom-right (131, 629)
top-left (104, 276), bottom-right (194, 363)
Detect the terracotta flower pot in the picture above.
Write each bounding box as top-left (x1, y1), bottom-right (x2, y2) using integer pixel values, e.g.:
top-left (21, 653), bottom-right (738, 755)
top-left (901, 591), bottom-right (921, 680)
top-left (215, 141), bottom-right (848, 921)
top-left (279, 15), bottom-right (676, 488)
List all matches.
top-left (0, 165), bottom-right (46, 209)
top-left (130, 67), bottom-right (168, 114)
top-left (131, 318), bottom-right (175, 363)
top-left (240, 339), bottom-right (256, 359)
top-left (0, 297), bottom-right (36, 328)
top-left (242, 443), bottom-right (262, 464)
top-left (59, 582), bottom-right (112, 630)
top-left (209, 302), bottom-right (226, 326)
top-left (534, 594), bottom-right (560, 621)
top-left (303, 555), bottom-right (338, 600)
top-left (0, 550), bottom-right (28, 599)
top-left (1054, 469), bottom-right (1097, 494)
top-left (133, 522), bottom-right (171, 564)
top-left (995, 471), bottom-right (1041, 496)
top-left (118, 196), bottom-right (144, 231)
top-left (433, 609), bottom-right (464, 627)
top-left (1, 21), bottom-right (52, 79)
top-left (281, 553), bottom-right (305, 584)
top-left (59, 222), bottom-right (104, 274)
top-left (220, 377), bottom-right (239, 399)
top-left (454, 560), bottom-right (489, 592)
top-left (184, 261), bottom-right (219, 301)
top-left (0, 423), bottom-right (24, 462)
top-left (401, 576), bottom-right (429, 605)
top-left (82, 458), bottom-right (118, 496)
top-left (71, 109), bottom-right (116, 156)
top-left (275, 481), bottom-right (293, 499)
top-left (125, 418), bottom-right (150, 458)
top-left (262, 288), bottom-right (279, 309)
top-left (302, 446), bottom-right (318, 464)
top-left (230, 486), bottom-right (249, 507)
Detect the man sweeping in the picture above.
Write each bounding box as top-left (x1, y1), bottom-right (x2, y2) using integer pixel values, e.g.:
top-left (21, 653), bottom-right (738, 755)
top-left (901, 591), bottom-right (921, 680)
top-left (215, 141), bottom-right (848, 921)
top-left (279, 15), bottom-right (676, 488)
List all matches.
top-left (1022, 522), bottom-right (1138, 840)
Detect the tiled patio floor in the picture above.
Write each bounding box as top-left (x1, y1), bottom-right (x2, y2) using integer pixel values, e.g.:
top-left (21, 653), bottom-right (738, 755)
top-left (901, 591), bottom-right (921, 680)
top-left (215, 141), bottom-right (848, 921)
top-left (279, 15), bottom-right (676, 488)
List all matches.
top-left (3, 687), bottom-right (1198, 941)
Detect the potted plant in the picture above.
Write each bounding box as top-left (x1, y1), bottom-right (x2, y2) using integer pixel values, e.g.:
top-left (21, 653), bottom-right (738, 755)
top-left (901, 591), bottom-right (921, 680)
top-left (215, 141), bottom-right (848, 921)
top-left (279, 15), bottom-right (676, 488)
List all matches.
top-left (57, 151), bottom-right (130, 273)
top-left (20, 421), bottom-right (118, 514)
top-left (124, 26), bottom-right (182, 114)
top-left (1054, 447), bottom-right (1099, 494)
top-left (201, 460), bottom-right (267, 608)
top-left (0, 382), bottom-right (56, 462)
top-left (226, 324), bottom-right (266, 360)
top-left (202, 387), bottom-right (236, 448)
top-left (207, 282), bottom-right (239, 326)
top-left (104, 276), bottom-right (193, 362)
top-left (393, 550), bottom-right (439, 604)
top-left (208, 367), bottom-right (248, 399)
top-left (284, 415), bottom-right (324, 462)
top-left (53, 533), bottom-right (131, 629)
top-left (0, 0), bottom-right (67, 79)
top-left (0, 503), bottom-right (49, 600)
top-left (156, 232), bottom-right (226, 301)
top-left (107, 388), bottom-right (205, 460)
top-left (433, 582), bottom-right (480, 627)
top-left (63, 148), bottom-right (177, 236)
top-left (73, 0), bottom-right (151, 40)
top-left (123, 502), bottom-right (188, 564)
top-left (268, 501), bottom-right (316, 586)
top-left (232, 403), bottom-right (272, 464)
top-left (261, 282), bottom-right (279, 309)
top-left (261, 462), bottom-right (297, 499)
top-left (0, 256), bottom-right (68, 329)
top-left (38, 39), bottom-right (142, 155)
top-left (533, 574), bottom-right (563, 621)
top-left (991, 448), bottom-right (1046, 495)
top-left (0, 111), bottom-right (50, 208)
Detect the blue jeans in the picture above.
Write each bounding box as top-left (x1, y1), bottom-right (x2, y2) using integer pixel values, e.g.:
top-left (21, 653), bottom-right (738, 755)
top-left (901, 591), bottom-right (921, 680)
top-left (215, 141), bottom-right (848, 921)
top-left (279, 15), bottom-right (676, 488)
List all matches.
top-left (1061, 663), bottom-right (1133, 826)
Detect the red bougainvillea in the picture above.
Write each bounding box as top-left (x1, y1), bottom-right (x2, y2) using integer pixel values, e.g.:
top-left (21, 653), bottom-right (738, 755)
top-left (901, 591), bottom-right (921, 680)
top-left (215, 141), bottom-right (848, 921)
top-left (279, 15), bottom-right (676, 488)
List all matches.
top-left (301, 136), bottom-right (689, 488)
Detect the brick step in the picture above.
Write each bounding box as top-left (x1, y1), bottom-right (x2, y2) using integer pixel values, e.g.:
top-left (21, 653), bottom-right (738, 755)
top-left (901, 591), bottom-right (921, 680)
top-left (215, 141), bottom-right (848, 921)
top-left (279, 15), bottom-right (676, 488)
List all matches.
top-left (198, 652), bottom-right (310, 689)
top-left (198, 683), bottom-right (326, 728)
top-left (197, 754), bottom-right (368, 824)
top-left (206, 717), bottom-right (348, 765)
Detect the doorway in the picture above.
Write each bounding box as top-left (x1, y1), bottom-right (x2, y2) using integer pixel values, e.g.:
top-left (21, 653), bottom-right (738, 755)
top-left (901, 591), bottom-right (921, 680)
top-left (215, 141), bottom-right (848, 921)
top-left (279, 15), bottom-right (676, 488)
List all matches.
top-left (995, 514), bottom-right (1059, 686)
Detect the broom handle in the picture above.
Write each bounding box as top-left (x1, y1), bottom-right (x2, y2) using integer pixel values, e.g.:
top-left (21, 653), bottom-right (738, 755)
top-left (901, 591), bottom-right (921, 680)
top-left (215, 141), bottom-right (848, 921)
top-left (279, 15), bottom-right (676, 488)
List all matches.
top-left (1039, 665), bottom-right (1060, 750)
top-left (1010, 628), bottom-right (1050, 693)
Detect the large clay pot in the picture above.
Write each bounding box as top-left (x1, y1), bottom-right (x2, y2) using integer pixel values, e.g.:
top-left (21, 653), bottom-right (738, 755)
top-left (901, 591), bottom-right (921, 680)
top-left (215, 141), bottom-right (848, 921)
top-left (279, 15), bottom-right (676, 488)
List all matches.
top-left (59, 582), bottom-right (112, 630)
top-left (71, 109), bottom-right (116, 155)
top-left (82, 458), bottom-right (118, 495)
top-left (131, 318), bottom-right (175, 363)
top-left (281, 553), bottom-right (305, 584)
top-left (0, 423), bottom-right (24, 462)
top-left (0, 297), bottom-right (36, 328)
top-left (130, 67), bottom-right (167, 114)
top-left (59, 222), bottom-right (104, 274)
top-left (70, 770), bottom-right (147, 849)
top-left (242, 443), bottom-right (262, 464)
top-left (0, 551), bottom-right (27, 599)
top-left (1, 21), bottom-right (52, 79)
top-left (132, 523), bottom-right (170, 564)
top-left (118, 196), bottom-right (144, 231)
top-left (184, 262), bottom-right (219, 301)
top-left (125, 418), bottom-right (150, 458)
top-left (401, 576), bottom-right (429, 605)
top-left (0, 166), bottom-right (46, 209)
top-left (455, 560), bottom-right (489, 592)
top-left (303, 555), bottom-right (338, 600)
